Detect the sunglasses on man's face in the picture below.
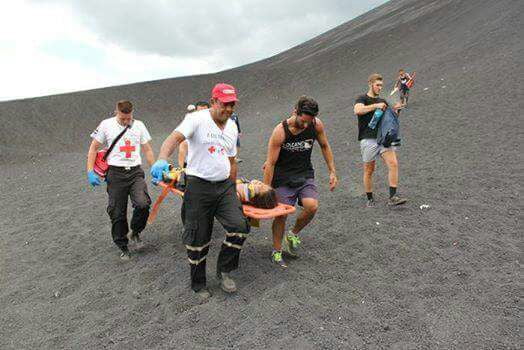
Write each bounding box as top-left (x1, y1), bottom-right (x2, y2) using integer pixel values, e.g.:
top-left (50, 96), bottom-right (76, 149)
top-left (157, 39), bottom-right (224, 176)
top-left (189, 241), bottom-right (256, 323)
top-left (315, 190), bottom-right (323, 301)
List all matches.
top-left (218, 101), bottom-right (235, 107)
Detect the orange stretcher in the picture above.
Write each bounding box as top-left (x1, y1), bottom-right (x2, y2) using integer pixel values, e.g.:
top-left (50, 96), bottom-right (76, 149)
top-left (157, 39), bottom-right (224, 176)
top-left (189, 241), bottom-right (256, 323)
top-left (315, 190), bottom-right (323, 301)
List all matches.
top-left (148, 181), bottom-right (296, 225)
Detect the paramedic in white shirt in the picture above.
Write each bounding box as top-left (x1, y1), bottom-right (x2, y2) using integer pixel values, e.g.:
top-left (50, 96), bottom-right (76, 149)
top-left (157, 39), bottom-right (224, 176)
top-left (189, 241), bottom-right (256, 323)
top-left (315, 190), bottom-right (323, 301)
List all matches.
top-left (86, 100), bottom-right (155, 261)
top-left (150, 84), bottom-right (249, 299)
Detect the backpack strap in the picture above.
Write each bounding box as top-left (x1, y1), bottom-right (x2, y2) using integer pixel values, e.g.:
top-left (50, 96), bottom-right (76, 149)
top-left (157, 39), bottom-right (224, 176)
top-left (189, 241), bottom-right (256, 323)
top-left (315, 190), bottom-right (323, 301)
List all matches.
top-left (103, 124), bottom-right (130, 161)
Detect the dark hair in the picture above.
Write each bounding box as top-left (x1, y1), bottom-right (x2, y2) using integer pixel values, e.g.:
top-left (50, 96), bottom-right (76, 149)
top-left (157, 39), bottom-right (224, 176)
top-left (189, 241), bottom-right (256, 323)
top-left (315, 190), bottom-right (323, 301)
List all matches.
top-left (195, 101), bottom-right (210, 108)
top-left (116, 100), bottom-right (133, 114)
top-left (296, 96), bottom-right (319, 117)
top-left (251, 188), bottom-right (278, 209)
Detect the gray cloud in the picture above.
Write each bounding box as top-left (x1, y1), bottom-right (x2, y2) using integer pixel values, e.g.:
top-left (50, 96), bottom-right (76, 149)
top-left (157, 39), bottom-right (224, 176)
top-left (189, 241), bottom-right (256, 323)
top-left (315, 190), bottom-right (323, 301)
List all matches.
top-left (34, 0), bottom-right (387, 70)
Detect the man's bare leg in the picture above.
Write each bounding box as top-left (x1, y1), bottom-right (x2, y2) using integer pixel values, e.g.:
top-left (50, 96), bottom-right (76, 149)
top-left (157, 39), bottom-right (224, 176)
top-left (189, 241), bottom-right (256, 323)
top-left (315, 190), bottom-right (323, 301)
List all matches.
top-left (272, 215), bottom-right (287, 251)
top-left (291, 198), bottom-right (318, 235)
top-left (381, 150), bottom-right (398, 187)
top-left (363, 160), bottom-right (376, 206)
top-left (271, 215), bottom-right (288, 266)
top-left (281, 198), bottom-right (318, 258)
top-left (363, 160), bottom-right (375, 192)
top-left (381, 150), bottom-right (406, 205)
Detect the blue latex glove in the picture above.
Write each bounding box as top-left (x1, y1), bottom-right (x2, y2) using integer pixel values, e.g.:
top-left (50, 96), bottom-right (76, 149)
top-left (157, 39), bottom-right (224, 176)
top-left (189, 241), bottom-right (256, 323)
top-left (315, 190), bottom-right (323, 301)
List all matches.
top-left (150, 159), bottom-right (169, 184)
top-left (88, 170), bottom-right (102, 187)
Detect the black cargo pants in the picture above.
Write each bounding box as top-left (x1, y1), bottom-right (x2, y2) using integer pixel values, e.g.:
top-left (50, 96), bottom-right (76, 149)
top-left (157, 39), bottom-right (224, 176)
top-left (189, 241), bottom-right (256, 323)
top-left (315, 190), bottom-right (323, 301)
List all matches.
top-left (182, 175), bottom-right (250, 291)
top-left (106, 166), bottom-right (151, 250)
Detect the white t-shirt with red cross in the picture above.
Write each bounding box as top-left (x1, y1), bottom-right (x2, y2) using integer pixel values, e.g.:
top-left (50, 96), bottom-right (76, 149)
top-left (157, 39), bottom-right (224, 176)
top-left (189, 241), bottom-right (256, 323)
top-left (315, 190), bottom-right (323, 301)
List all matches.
top-left (175, 109), bottom-right (237, 181)
top-left (91, 117), bottom-right (152, 167)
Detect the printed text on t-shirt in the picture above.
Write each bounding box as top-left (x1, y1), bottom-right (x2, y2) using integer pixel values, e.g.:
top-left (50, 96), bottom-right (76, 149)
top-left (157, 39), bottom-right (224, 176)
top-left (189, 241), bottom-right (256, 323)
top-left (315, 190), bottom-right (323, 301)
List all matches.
top-left (282, 139), bottom-right (314, 152)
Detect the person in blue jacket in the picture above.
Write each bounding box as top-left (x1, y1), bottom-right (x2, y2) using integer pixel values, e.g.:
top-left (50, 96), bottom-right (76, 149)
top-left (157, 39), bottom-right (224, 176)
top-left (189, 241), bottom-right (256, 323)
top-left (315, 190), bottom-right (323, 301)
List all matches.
top-left (376, 107), bottom-right (401, 148)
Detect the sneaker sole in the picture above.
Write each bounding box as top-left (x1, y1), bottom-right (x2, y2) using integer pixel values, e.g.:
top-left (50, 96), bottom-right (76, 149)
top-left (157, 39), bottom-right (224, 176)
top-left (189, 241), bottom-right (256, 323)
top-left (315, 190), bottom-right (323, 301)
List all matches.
top-left (271, 257), bottom-right (288, 268)
top-left (272, 262), bottom-right (288, 268)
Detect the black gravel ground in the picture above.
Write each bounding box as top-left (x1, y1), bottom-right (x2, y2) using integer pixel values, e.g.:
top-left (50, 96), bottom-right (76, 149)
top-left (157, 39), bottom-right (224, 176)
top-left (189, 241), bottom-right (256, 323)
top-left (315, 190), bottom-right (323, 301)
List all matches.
top-left (0, 0), bottom-right (521, 348)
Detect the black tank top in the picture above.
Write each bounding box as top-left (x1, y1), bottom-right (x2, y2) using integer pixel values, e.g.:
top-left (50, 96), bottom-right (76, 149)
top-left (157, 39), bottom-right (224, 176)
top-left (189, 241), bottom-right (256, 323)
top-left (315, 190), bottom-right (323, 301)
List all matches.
top-left (273, 118), bottom-right (317, 187)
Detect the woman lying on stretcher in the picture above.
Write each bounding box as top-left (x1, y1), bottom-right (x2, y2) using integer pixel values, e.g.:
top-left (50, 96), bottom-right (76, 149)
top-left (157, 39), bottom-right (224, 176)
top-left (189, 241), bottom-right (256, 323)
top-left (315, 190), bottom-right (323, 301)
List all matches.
top-left (163, 167), bottom-right (278, 209)
top-left (236, 178), bottom-right (278, 209)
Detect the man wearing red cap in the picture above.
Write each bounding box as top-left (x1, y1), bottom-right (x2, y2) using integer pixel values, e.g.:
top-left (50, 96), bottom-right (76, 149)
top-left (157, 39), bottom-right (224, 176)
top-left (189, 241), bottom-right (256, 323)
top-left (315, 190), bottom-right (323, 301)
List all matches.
top-left (151, 83), bottom-right (249, 299)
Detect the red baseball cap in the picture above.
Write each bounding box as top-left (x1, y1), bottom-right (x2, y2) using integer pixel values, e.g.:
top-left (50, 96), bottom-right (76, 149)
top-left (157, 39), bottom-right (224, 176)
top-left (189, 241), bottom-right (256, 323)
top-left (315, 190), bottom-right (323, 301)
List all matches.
top-left (212, 83), bottom-right (238, 103)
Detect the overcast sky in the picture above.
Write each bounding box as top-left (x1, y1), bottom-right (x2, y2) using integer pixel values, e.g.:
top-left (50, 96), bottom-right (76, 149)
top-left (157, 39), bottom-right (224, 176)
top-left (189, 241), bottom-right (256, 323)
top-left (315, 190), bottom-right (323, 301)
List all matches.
top-left (0, 0), bottom-right (387, 101)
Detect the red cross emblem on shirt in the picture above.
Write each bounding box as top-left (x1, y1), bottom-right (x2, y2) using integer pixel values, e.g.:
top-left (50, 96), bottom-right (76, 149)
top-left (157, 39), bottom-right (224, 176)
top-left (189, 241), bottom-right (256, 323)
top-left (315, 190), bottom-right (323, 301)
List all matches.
top-left (208, 145), bottom-right (216, 154)
top-left (120, 139), bottom-right (136, 158)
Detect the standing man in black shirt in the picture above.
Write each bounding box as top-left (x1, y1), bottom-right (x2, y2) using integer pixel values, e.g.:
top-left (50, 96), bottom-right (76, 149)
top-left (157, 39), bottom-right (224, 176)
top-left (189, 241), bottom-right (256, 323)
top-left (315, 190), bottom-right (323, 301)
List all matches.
top-left (354, 73), bottom-right (407, 207)
top-left (263, 96), bottom-right (338, 267)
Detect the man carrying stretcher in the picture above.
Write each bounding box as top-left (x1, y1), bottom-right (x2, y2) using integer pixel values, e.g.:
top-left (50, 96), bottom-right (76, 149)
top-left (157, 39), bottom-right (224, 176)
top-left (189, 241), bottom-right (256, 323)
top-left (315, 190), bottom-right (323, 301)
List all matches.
top-left (264, 96), bottom-right (338, 267)
top-left (150, 83), bottom-right (249, 299)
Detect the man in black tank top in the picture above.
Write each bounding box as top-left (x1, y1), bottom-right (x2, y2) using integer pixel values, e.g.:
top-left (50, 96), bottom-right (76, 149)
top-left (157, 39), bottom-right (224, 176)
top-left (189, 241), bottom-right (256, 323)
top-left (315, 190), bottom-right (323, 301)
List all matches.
top-left (263, 96), bottom-right (338, 267)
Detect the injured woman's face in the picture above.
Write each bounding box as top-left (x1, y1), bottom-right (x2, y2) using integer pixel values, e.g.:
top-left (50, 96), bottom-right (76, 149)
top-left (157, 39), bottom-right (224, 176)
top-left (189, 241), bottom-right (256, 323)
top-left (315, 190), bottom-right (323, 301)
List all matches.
top-left (250, 180), bottom-right (272, 195)
top-left (247, 180), bottom-right (278, 209)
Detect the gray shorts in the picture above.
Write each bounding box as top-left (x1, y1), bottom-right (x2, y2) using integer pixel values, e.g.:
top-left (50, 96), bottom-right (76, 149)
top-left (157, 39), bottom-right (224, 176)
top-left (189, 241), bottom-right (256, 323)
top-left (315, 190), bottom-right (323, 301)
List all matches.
top-left (275, 178), bottom-right (318, 207)
top-left (360, 139), bottom-right (395, 163)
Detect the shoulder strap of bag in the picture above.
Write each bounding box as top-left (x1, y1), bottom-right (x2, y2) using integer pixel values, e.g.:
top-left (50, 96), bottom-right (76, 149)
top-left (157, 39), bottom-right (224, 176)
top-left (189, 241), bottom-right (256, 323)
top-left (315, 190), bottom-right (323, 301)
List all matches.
top-left (103, 124), bottom-right (130, 161)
